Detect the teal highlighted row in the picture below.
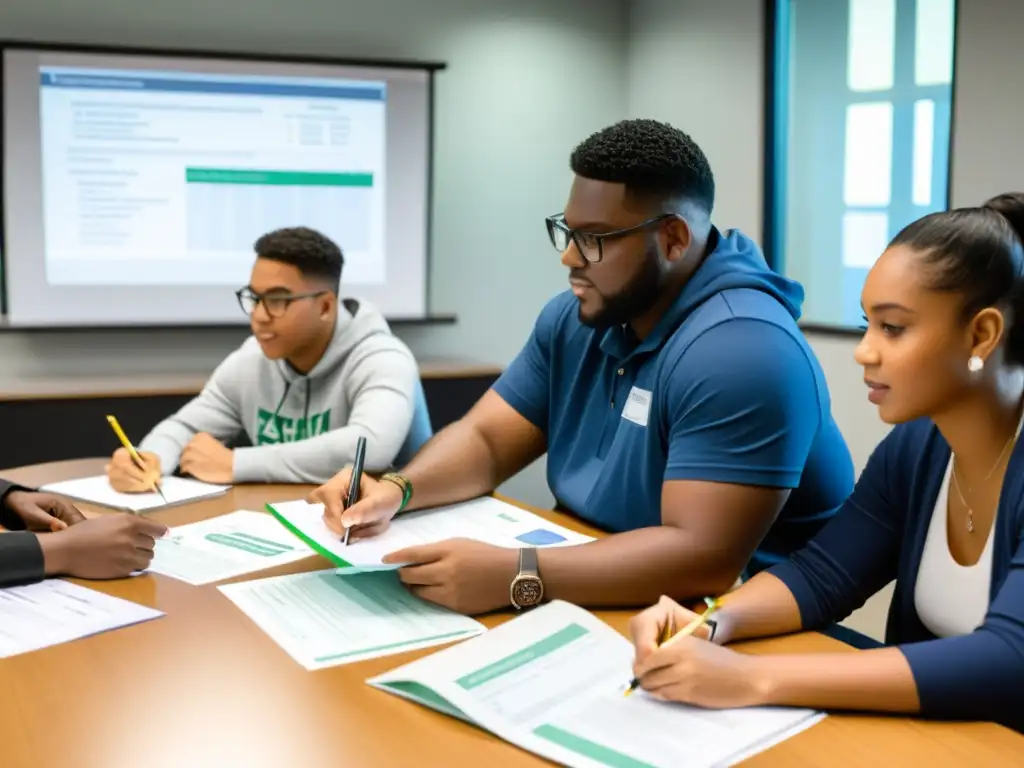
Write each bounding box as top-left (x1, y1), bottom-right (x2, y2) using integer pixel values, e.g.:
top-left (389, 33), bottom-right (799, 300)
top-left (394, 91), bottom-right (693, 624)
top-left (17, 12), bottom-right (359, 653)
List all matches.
top-left (456, 623), bottom-right (588, 690)
top-left (204, 532), bottom-right (295, 558)
top-left (185, 168), bottom-right (373, 187)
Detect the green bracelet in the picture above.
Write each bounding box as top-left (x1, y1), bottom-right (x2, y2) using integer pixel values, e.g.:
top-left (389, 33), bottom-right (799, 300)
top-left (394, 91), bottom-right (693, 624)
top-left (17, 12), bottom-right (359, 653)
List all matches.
top-left (379, 472), bottom-right (413, 513)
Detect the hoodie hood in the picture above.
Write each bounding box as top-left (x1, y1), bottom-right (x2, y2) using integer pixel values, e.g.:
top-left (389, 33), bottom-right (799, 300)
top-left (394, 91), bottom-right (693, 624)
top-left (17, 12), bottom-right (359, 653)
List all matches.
top-left (597, 227), bottom-right (804, 361)
top-left (261, 298), bottom-right (398, 450)
top-left (275, 297), bottom-right (394, 384)
top-left (212, 295), bottom-right (412, 456)
top-left (679, 228), bottom-right (804, 321)
top-left (138, 294), bottom-right (421, 484)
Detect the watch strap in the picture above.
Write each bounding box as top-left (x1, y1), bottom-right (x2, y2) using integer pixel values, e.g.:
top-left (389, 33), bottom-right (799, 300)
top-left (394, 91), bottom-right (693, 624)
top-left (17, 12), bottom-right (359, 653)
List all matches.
top-left (519, 546), bottom-right (539, 576)
top-left (706, 617), bottom-right (718, 643)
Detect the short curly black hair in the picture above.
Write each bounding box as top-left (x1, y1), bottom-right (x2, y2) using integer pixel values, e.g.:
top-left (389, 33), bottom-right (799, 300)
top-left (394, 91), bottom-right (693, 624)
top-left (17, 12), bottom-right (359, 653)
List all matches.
top-left (253, 226), bottom-right (343, 291)
top-left (569, 118), bottom-right (715, 215)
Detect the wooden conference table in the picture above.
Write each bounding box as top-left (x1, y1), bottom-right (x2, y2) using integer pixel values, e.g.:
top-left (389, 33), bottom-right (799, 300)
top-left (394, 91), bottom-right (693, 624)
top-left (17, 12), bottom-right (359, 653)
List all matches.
top-left (2, 460), bottom-right (1023, 768)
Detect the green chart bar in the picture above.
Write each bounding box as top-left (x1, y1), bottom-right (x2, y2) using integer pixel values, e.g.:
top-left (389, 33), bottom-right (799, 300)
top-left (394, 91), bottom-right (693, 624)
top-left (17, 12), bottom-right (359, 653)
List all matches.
top-left (185, 168), bottom-right (373, 187)
top-left (203, 533), bottom-right (290, 557)
top-left (455, 624), bottom-right (589, 690)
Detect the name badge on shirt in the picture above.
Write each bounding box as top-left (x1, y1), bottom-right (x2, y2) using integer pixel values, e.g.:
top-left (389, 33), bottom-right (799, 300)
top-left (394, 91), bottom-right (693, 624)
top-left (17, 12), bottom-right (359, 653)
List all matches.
top-left (621, 386), bottom-right (652, 427)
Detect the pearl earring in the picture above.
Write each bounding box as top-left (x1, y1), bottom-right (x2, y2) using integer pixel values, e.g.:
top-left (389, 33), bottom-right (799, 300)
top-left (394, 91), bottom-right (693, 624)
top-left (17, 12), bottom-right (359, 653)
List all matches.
top-left (968, 355), bottom-right (984, 373)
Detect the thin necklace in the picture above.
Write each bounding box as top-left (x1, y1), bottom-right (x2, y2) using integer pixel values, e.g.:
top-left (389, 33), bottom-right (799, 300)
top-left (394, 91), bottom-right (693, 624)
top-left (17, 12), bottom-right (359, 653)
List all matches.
top-left (951, 429), bottom-right (1018, 533)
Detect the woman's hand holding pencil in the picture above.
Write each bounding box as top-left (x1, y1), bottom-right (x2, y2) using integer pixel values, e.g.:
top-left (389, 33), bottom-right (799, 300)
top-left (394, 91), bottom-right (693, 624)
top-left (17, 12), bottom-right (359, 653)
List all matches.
top-left (626, 595), bottom-right (770, 709)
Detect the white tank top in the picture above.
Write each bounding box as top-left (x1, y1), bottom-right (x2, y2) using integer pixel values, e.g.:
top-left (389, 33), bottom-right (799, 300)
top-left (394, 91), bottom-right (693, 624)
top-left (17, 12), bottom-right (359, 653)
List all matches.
top-left (914, 413), bottom-right (1023, 638)
top-left (913, 458), bottom-right (995, 637)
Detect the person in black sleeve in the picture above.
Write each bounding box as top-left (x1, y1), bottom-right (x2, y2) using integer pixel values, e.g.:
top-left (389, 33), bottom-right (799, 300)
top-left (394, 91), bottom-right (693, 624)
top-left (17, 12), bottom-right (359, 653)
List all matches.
top-left (0, 480), bottom-right (167, 587)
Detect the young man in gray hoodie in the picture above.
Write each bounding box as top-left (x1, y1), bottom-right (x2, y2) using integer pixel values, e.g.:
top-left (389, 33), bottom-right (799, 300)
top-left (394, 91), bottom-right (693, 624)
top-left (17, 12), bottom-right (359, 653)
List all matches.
top-left (106, 227), bottom-right (421, 488)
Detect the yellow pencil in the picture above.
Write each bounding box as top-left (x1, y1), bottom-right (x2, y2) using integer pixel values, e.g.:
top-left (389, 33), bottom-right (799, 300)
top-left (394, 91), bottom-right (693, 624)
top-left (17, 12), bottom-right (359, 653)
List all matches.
top-left (106, 415), bottom-right (167, 503)
top-left (624, 597), bottom-right (719, 696)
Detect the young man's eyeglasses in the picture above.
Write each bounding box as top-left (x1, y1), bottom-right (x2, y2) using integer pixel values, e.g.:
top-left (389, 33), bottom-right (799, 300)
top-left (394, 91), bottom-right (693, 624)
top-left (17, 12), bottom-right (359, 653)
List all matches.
top-left (545, 213), bottom-right (675, 264)
top-left (235, 287), bottom-right (327, 318)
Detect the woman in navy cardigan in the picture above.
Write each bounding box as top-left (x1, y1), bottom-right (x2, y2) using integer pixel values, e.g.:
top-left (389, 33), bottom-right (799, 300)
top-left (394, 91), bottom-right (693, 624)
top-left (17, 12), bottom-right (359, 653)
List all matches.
top-left (627, 196), bottom-right (1024, 732)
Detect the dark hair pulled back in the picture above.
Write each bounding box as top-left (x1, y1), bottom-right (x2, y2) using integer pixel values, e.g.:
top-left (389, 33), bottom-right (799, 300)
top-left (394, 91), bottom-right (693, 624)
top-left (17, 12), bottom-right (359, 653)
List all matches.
top-left (889, 194), bottom-right (1024, 365)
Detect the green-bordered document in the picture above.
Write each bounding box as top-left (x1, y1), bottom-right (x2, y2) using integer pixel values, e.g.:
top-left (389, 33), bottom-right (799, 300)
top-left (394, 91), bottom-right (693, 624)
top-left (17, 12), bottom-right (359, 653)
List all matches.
top-left (268, 496), bottom-right (594, 573)
top-left (368, 601), bottom-right (824, 768)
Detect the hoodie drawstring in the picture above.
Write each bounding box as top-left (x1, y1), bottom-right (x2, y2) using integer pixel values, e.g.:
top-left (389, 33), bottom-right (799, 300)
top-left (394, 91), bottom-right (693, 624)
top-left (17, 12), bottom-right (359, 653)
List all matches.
top-left (271, 382), bottom-right (291, 420)
top-left (303, 380), bottom-right (312, 438)
top-left (263, 379), bottom-right (314, 440)
top-left (259, 382), bottom-right (292, 441)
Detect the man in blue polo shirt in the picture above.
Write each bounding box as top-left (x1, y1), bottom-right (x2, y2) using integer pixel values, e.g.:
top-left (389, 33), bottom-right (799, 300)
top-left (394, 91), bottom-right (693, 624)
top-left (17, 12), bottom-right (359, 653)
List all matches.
top-left (311, 118), bottom-right (854, 615)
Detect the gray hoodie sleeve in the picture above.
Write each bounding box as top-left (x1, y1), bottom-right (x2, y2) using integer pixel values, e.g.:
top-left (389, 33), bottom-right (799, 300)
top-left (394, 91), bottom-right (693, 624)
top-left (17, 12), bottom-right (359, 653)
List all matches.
top-left (138, 350), bottom-right (247, 473)
top-left (232, 342), bottom-right (418, 484)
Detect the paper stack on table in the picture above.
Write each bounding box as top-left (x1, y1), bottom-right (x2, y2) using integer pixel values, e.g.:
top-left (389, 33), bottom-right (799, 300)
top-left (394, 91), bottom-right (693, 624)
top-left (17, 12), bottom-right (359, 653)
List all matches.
top-left (268, 495), bottom-right (594, 572)
top-left (0, 579), bottom-right (164, 659)
top-left (219, 569), bottom-right (485, 669)
top-left (148, 510), bottom-right (314, 585)
top-left (41, 474), bottom-right (230, 513)
top-left (369, 601), bottom-right (824, 768)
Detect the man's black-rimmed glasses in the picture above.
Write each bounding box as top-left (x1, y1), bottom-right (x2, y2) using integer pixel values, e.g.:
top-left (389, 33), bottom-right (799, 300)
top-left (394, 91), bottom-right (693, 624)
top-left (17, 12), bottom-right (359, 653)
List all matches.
top-left (545, 213), bottom-right (675, 263)
top-left (235, 287), bottom-right (327, 318)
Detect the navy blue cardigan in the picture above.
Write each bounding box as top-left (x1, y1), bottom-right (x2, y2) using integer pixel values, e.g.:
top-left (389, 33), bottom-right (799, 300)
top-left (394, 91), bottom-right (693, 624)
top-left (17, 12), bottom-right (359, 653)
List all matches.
top-left (770, 418), bottom-right (1024, 732)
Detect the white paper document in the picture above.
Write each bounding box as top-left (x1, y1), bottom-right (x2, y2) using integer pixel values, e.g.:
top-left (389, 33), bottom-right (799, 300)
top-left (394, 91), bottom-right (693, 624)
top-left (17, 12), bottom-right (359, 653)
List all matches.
top-left (268, 496), bottom-right (594, 572)
top-left (41, 474), bottom-right (230, 512)
top-left (218, 569), bottom-right (486, 670)
top-left (148, 510), bottom-right (314, 585)
top-left (369, 601), bottom-right (824, 768)
top-left (0, 579), bottom-right (164, 659)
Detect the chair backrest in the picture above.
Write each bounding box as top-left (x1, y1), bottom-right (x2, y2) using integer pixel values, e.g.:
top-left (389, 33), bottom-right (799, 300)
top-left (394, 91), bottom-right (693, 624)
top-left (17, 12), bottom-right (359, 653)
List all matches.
top-left (394, 377), bottom-right (433, 467)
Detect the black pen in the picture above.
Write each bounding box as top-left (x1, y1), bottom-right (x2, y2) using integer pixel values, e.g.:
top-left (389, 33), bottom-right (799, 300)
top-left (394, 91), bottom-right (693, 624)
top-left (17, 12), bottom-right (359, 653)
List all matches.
top-left (342, 436), bottom-right (367, 546)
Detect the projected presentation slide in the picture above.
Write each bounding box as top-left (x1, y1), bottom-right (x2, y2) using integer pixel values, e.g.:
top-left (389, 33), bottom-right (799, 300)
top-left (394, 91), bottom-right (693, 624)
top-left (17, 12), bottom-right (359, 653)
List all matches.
top-left (3, 48), bottom-right (430, 326)
top-left (39, 67), bottom-right (387, 287)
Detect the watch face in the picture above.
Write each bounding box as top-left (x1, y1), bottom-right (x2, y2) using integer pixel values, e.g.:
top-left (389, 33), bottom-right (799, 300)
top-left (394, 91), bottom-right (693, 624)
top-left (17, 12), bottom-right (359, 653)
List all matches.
top-left (513, 576), bottom-right (543, 607)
